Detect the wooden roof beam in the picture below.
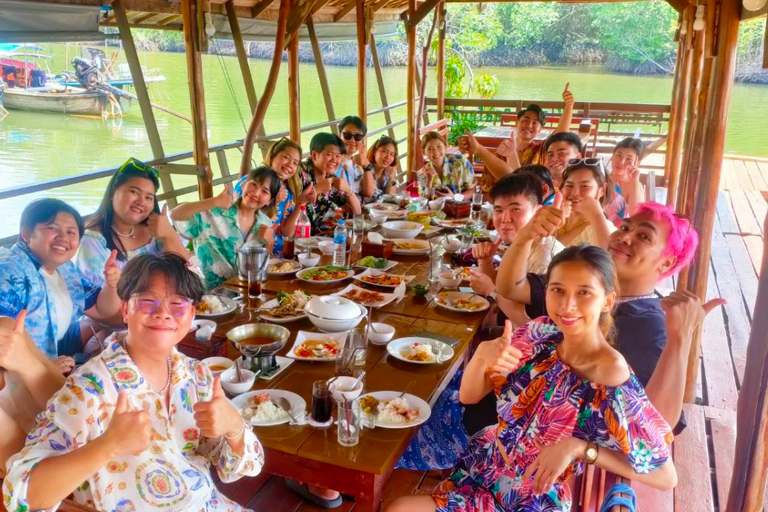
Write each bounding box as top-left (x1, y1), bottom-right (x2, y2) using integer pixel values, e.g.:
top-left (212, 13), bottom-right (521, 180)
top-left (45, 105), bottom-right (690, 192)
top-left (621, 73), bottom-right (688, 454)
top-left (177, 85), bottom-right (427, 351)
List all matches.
top-left (310, 0), bottom-right (334, 15)
top-left (283, 0), bottom-right (316, 47)
top-left (251, 0), bottom-right (276, 17)
top-left (664, 0), bottom-right (691, 14)
top-left (406, 0), bottom-right (440, 29)
top-left (371, 0), bottom-right (393, 14)
top-left (334, 0), bottom-right (357, 21)
top-left (157, 13), bottom-right (181, 26)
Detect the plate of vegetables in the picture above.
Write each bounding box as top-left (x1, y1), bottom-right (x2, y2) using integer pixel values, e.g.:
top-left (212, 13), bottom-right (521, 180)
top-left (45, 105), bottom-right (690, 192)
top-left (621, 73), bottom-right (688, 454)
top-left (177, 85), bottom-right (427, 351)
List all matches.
top-left (355, 256), bottom-right (398, 271)
top-left (353, 269), bottom-right (415, 289)
top-left (297, 266), bottom-right (355, 284)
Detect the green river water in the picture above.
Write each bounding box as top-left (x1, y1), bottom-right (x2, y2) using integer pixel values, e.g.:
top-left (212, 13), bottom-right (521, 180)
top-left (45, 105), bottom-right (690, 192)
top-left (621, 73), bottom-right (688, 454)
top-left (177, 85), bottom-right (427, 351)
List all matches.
top-left (1, 44), bottom-right (766, 238)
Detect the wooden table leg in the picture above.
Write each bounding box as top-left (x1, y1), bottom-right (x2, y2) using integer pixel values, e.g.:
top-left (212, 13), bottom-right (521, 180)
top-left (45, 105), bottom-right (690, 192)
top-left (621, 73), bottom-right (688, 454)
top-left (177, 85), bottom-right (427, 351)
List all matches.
top-left (355, 473), bottom-right (385, 512)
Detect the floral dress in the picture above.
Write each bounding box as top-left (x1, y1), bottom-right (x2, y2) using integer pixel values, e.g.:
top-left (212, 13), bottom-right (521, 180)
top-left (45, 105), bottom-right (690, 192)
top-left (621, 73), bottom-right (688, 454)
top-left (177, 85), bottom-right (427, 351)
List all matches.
top-left (604, 184), bottom-right (628, 227)
top-left (299, 157), bottom-right (349, 234)
top-left (417, 154), bottom-right (474, 197)
top-left (174, 204), bottom-right (272, 289)
top-left (432, 317), bottom-right (672, 512)
top-left (76, 229), bottom-right (166, 288)
top-left (2, 334), bottom-right (264, 512)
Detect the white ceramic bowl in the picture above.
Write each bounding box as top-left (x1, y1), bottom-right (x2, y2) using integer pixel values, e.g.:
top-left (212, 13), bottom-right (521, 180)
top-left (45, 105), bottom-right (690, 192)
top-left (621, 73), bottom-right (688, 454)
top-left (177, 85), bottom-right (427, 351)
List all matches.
top-left (298, 252), bottom-right (320, 267)
top-left (202, 357), bottom-right (234, 376)
top-left (329, 376), bottom-right (364, 401)
top-left (381, 221), bottom-right (424, 239)
top-left (442, 236), bottom-right (463, 253)
top-left (318, 240), bottom-right (336, 255)
top-left (411, 197), bottom-right (428, 209)
top-left (368, 323), bottom-right (395, 345)
top-left (438, 271), bottom-right (462, 289)
top-left (306, 306), bottom-right (367, 332)
top-left (429, 198), bottom-right (446, 211)
top-left (369, 210), bottom-right (387, 226)
top-left (220, 368), bottom-right (257, 395)
top-left (190, 319), bottom-right (217, 333)
top-left (305, 295), bottom-right (361, 320)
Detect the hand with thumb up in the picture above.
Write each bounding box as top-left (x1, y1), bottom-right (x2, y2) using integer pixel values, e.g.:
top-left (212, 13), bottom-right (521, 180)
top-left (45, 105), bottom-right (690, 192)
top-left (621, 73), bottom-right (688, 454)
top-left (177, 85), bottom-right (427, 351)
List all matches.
top-left (0, 310), bottom-right (36, 373)
top-left (192, 375), bottom-right (244, 439)
top-left (148, 203), bottom-right (176, 241)
top-left (518, 191), bottom-right (569, 241)
top-left (473, 320), bottom-right (523, 375)
top-left (104, 390), bottom-right (152, 457)
top-left (102, 249), bottom-right (121, 289)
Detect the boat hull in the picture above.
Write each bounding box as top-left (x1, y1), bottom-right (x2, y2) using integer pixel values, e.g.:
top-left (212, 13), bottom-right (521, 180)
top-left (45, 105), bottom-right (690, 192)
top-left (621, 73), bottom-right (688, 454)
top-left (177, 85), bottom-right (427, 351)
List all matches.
top-left (0, 87), bottom-right (130, 116)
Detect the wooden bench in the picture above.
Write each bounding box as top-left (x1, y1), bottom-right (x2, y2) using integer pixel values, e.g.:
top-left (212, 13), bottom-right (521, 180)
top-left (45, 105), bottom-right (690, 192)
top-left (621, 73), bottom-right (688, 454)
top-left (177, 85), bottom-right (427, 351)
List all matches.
top-left (419, 118), bottom-right (450, 140)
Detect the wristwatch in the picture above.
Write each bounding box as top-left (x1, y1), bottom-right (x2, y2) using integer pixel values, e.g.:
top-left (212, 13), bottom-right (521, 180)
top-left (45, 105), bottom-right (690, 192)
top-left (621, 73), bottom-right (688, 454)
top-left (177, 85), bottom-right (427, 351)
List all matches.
top-left (584, 442), bottom-right (599, 465)
top-left (488, 290), bottom-right (498, 302)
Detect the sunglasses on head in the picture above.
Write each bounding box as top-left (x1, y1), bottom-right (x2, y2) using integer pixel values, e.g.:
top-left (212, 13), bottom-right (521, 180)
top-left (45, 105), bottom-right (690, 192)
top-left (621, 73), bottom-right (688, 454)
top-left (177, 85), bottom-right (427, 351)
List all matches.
top-left (567, 157), bottom-right (606, 175)
top-left (342, 131), bottom-right (364, 142)
top-left (131, 293), bottom-right (192, 317)
top-left (118, 158), bottom-right (160, 179)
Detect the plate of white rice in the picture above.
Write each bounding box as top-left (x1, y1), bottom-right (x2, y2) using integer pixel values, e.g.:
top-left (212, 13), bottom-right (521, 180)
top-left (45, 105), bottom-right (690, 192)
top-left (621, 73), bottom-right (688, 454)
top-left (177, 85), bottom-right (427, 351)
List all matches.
top-left (195, 295), bottom-right (237, 318)
top-left (359, 391), bottom-right (431, 429)
top-left (231, 389), bottom-right (306, 427)
top-left (386, 337), bottom-right (454, 365)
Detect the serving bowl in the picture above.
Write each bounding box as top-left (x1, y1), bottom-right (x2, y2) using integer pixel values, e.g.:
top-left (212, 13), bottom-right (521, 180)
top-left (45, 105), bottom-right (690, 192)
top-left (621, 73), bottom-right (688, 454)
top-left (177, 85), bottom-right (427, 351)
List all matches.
top-left (202, 357), bottom-right (234, 376)
top-left (442, 236), bottom-right (463, 253)
top-left (298, 252), bottom-right (320, 267)
top-left (329, 376), bottom-right (364, 401)
top-left (318, 240), bottom-right (336, 255)
top-left (226, 323), bottom-right (290, 358)
top-left (438, 271), bottom-right (462, 289)
top-left (220, 368), bottom-right (257, 395)
top-left (381, 221), bottom-right (424, 239)
top-left (305, 295), bottom-right (361, 320)
top-left (368, 323), bottom-right (396, 344)
top-left (305, 304), bottom-right (367, 332)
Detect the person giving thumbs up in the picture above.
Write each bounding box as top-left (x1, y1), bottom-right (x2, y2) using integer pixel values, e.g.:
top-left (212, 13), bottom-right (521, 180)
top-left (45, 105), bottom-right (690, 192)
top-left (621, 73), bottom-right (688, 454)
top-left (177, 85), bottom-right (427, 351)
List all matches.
top-left (193, 375), bottom-right (249, 454)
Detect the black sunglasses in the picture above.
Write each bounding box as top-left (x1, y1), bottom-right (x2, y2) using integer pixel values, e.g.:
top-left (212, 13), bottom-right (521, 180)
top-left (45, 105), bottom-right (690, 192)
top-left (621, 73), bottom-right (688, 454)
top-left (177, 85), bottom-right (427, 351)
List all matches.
top-left (342, 131), bottom-right (364, 142)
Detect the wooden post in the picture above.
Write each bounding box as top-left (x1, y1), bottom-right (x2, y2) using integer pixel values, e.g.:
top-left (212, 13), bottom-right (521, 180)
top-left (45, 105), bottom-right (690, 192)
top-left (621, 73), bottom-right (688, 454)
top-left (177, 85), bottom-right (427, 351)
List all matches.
top-left (288, 29), bottom-right (301, 142)
top-left (663, 19), bottom-right (685, 184)
top-left (370, 33), bottom-right (396, 140)
top-left (406, 6), bottom-right (418, 181)
top-left (356, 0), bottom-right (367, 122)
top-left (414, 61), bottom-right (429, 126)
top-left (240, 0), bottom-right (290, 176)
top-left (307, 18), bottom-right (338, 134)
top-left (436, 2), bottom-right (447, 120)
top-left (683, 0), bottom-right (741, 404)
top-left (665, 6), bottom-right (694, 204)
top-left (727, 213), bottom-right (768, 511)
top-left (181, 0), bottom-right (212, 199)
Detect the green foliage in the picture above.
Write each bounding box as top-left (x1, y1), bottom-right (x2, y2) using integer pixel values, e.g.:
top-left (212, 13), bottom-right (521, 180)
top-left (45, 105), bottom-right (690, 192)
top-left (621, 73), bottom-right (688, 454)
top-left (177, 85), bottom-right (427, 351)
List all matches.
top-left (447, 112), bottom-right (484, 146)
top-left (474, 74), bottom-right (499, 99)
top-left (737, 18), bottom-right (766, 63)
top-left (445, 51), bottom-right (467, 98)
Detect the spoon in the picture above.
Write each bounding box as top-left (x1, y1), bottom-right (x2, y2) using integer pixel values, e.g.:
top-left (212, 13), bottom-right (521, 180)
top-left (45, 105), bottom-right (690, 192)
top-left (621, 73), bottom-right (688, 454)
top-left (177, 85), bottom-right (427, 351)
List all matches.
top-left (276, 396), bottom-right (300, 423)
top-left (399, 380), bottom-right (416, 399)
top-left (234, 358), bottom-right (244, 383)
top-left (350, 370), bottom-right (366, 390)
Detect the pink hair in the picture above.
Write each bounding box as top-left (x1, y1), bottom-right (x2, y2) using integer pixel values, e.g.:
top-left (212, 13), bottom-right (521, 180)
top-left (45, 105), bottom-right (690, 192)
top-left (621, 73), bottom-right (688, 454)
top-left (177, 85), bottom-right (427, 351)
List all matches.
top-left (634, 202), bottom-right (698, 278)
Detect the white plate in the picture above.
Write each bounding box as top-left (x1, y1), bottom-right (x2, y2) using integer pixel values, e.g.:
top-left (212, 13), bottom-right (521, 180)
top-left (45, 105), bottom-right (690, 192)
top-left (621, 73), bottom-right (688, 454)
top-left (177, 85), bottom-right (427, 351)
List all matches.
top-left (386, 337), bottom-right (455, 365)
top-left (353, 268), bottom-right (415, 289)
top-left (267, 258), bottom-right (302, 276)
top-left (298, 236), bottom-right (332, 249)
top-left (287, 331), bottom-right (348, 361)
top-left (297, 266), bottom-right (355, 284)
top-left (360, 391), bottom-right (431, 429)
top-left (365, 202), bottom-right (400, 212)
top-left (258, 298), bottom-right (307, 323)
top-left (232, 389), bottom-right (306, 427)
top-left (435, 291), bottom-right (491, 313)
top-left (195, 295), bottom-right (237, 318)
top-left (391, 239), bottom-right (430, 255)
top-left (333, 284), bottom-right (398, 308)
top-left (354, 258), bottom-right (399, 272)
top-left (421, 226), bottom-right (443, 237)
top-left (433, 218), bottom-right (479, 229)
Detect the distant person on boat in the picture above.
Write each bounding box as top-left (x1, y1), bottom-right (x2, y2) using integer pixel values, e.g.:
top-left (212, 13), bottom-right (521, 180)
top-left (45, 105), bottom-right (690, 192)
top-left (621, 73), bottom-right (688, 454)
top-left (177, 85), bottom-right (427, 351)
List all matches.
top-left (77, 157), bottom-right (192, 291)
top-left (495, 201), bottom-right (724, 430)
top-left (3, 253), bottom-right (265, 512)
top-left (417, 131), bottom-right (474, 199)
top-left (171, 166), bottom-right (280, 289)
top-left (556, 159), bottom-right (617, 248)
top-left (386, 245), bottom-right (678, 512)
top-left (364, 135), bottom-right (399, 203)
top-left (263, 138), bottom-right (317, 255)
top-left (298, 132), bottom-right (362, 234)
top-left (604, 137), bottom-right (646, 226)
top-left (0, 199), bottom-right (122, 368)
top-left (461, 83), bottom-right (576, 195)
top-left (336, 115), bottom-right (376, 201)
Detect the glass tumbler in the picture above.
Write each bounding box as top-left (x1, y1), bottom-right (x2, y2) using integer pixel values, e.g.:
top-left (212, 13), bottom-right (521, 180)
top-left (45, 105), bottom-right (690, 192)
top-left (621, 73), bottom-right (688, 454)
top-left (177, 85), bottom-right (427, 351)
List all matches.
top-left (337, 398), bottom-right (361, 447)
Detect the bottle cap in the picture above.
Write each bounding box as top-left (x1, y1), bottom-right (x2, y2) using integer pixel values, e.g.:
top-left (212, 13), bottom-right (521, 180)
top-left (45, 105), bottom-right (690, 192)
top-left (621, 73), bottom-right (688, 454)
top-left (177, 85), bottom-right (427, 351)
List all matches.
top-left (338, 220), bottom-right (346, 225)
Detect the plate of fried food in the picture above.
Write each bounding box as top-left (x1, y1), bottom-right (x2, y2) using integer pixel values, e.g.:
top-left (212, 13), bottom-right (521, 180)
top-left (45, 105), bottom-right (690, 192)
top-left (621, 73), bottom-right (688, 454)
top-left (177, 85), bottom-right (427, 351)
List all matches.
top-left (259, 290), bottom-right (311, 323)
top-left (267, 258), bottom-right (302, 276)
top-left (287, 331), bottom-right (347, 361)
top-left (365, 202), bottom-right (400, 212)
top-left (386, 337), bottom-right (454, 365)
top-left (297, 266), bottom-right (355, 284)
top-left (195, 294), bottom-right (238, 318)
top-left (333, 284), bottom-right (398, 308)
top-left (433, 218), bottom-right (479, 229)
top-left (391, 239), bottom-right (430, 255)
top-left (435, 291), bottom-right (490, 313)
top-left (353, 269), bottom-right (415, 289)
top-left (359, 391), bottom-right (431, 429)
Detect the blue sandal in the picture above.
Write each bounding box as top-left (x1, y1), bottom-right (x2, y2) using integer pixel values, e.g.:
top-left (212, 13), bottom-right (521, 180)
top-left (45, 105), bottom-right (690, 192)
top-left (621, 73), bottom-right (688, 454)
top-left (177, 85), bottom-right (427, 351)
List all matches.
top-left (284, 479), bottom-right (343, 509)
top-left (599, 483), bottom-right (637, 512)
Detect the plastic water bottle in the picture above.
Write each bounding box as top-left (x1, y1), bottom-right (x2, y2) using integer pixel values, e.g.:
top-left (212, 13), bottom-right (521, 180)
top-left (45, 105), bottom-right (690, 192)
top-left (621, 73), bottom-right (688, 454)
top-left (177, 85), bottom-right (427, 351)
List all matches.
top-left (295, 205), bottom-right (311, 254)
top-left (333, 219), bottom-right (347, 267)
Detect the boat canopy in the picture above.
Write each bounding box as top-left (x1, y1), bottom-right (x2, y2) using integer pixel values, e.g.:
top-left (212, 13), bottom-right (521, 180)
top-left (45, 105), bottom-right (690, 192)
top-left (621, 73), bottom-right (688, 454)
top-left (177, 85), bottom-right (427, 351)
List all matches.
top-left (0, 0), bottom-right (106, 43)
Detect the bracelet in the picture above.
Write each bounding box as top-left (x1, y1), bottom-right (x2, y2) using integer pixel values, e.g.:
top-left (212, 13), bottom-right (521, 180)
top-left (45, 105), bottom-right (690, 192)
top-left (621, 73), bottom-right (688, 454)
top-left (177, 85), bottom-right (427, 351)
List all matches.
top-left (224, 420), bottom-right (248, 440)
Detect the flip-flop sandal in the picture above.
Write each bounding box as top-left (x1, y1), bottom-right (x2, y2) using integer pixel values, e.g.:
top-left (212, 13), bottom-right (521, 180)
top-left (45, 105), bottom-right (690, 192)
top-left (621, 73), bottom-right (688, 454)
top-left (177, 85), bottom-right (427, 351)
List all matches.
top-left (599, 483), bottom-right (637, 512)
top-left (284, 479), bottom-right (343, 509)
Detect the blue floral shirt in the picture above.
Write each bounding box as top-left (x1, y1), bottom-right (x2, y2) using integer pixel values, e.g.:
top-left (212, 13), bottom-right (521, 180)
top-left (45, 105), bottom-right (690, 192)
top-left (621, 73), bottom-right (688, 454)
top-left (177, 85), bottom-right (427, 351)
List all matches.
top-left (0, 243), bottom-right (100, 358)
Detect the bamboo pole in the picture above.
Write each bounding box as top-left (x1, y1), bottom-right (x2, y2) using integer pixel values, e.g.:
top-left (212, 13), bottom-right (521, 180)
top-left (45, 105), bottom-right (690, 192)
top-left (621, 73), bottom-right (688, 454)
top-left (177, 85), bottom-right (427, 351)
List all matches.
top-left (416, 9), bottom-right (439, 137)
top-left (307, 18), bottom-right (338, 134)
top-left (288, 29), bottom-right (301, 143)
top-left (356, 0), bottom-right (367, 122)
top-left (665, 5), bottom-right (695, 204)
top-left (414, 61), bottom-right (430, 126)
top-left (240, 0), bottom-right (290, 176)
top-left (683, 0), bottom-right (741, 404)
top-left (225, 0), bottom-right (257, 114)
top-left (181, 0), bottom-right (212, 199)
top-left (370, 33), bottom-right (396, 140)
top-left (436, 2), bottom-right (447, 120)
top-left (663, 19), bottom-right (685, 184)
top-left (406, 7), bottom-right (417, 181)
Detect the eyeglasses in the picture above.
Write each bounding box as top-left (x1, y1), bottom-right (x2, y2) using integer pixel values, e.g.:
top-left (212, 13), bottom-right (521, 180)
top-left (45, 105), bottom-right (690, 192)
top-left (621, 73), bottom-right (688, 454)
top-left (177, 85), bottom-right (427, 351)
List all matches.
top-left (567, 157), bottom-right (606, 176)
top-left (118, 157), bottom-right (160, 179)
top-left (131, 293), bottom-right (192, 317)
top-left (342, 132), bottom-right (364, 142)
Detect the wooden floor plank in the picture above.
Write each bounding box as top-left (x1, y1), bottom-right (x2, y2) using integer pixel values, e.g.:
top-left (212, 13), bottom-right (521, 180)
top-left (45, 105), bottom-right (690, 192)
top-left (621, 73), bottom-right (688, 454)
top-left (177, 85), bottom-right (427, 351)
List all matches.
top-left (417, 470), bottom-right (445, 494)
top-left (733, 159), bottom-right (756, 191)
top-left (709, 413), bottom-right (737, 510)
top-left (722, 158), bottom-right (738, 191)
top-left (214, 471), bottom-right (273, 506)
top-left (728, 189), bottom-right (762, 235)
top-left (755, 161), bottom-right (768, 190)
top-left (245, 477), bottom-right (306, 512)
top-left (716, 191), bottom-right (741, 235)
top-left (744, 235), bottom-right (764, 277)
top-left (674, 404), bottom-right (715, 512)
top-left (381, 469), bottom-right (429, 508)
top-left (747, 190), bottom-right (768, 234)
top-left (745, 159), bottom-right (768, 192)
top-left (724, 234), bottom-right (759, 319)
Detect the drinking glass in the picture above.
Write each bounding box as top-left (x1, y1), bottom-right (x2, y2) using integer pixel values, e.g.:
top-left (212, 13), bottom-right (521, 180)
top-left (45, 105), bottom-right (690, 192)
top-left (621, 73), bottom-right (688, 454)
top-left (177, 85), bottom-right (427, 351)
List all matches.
top-left (282, 235), bottom-right (295, 260)
top-left (311, 380), bottom-right (333, 424)
top-left (353, 214), bottom-right (365, 235)
top-left (246, 267), bottom-right (265, 309)
top-left (337, 398), bottom-right (361, 447)
top-left (428, 238), bottom-right (446, 282)
top-left (334, 347), bottom-right (355, 377)
top-left (349, 326), bottom-right (368, 368)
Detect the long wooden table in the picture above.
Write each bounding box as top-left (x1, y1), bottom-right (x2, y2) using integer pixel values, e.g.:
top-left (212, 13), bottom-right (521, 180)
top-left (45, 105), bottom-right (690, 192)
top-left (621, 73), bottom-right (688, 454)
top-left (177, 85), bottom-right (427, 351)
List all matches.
top-left (185, 252), bottom-right (487, 512)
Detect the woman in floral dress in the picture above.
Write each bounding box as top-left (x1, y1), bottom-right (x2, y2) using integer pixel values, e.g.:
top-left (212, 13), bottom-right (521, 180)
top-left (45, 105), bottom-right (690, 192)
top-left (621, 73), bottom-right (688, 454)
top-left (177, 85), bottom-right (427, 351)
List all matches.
top-left (3, 253), bottom-right (264, 512)
top-left (417, 131), bottom-right (474, 200)
top-left (385, 244), bottom-right (677, 512)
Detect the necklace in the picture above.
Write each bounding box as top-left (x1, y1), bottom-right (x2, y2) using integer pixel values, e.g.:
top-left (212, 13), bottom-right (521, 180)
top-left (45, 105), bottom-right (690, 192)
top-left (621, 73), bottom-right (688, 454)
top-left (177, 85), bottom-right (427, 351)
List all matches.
top-left (121, 339), bottom-right (173, 393)
top-left (112, 225), bottom-right (136, 238)
top-left (558, 218), bottom-right (589, 236)
top-left (617, 293), bottom-right (658, 304)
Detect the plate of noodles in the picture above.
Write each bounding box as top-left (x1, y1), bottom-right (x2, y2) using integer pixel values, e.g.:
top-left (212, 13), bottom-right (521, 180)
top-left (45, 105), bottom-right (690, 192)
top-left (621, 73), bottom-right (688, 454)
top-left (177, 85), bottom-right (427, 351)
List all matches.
top-left (391, 239), bottom-right (430, 255)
